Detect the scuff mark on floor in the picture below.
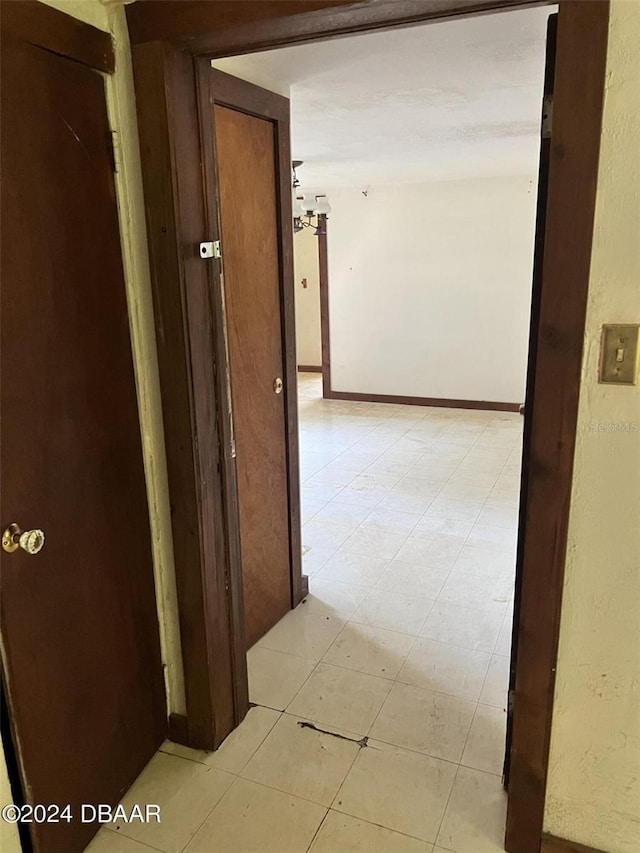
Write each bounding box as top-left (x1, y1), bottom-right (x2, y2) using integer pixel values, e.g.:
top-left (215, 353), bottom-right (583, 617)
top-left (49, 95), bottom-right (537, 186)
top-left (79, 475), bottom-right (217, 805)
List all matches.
top-left (298, 720), bottom-right (369, 748)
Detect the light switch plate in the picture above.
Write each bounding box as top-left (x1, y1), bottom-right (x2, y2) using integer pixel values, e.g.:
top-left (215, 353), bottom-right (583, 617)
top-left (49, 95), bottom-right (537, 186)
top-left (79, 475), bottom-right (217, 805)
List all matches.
top-left (599, 324), bottom-right (640, 385)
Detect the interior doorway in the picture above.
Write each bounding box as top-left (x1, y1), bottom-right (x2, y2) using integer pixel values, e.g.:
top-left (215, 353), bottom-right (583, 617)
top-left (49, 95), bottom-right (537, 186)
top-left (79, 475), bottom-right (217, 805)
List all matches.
top-left (128, 2), bottom-right (610, 851)
top-left (293, 220), bottom-right (324, 377)
top-left (188, 4), bottom-right (541, 846)
top-left (226, 10), bottom-right (547, 838)
top-left (216, 22), bottom-right (549, 840)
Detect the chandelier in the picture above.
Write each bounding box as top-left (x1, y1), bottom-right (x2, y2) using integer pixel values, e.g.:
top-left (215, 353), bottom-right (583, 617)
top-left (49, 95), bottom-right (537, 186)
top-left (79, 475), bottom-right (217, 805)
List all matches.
top-left (292, 160), bottom-right (331, 236)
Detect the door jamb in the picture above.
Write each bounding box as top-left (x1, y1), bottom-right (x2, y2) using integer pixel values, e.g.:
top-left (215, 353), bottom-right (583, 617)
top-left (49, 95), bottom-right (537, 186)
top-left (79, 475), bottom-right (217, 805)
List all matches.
top-left (505, 3), bottom-right (608, 848)
top-left (317, 215), bottom-right (332, 396)
top-left (129, 3), bottom-right (610, 851)
top-left (131, 42), bottom-right (246, 751)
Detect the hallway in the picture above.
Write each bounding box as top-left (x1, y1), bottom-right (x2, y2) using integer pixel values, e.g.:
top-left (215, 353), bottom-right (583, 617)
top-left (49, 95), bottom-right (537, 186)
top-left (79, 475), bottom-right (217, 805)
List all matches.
top-left (88, 373), bottom-right (521, 853)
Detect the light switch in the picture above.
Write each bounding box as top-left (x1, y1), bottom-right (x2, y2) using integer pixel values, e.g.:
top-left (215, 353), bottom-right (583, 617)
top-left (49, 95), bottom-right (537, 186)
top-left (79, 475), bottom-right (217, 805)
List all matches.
top-left (599, 324), bottom-right (640, 385)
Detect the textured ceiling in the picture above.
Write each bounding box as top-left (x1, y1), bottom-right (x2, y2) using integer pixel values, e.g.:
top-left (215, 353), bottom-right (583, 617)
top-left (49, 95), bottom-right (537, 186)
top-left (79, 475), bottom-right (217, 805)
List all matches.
top-left (213, 6), bottom-right (554, 189)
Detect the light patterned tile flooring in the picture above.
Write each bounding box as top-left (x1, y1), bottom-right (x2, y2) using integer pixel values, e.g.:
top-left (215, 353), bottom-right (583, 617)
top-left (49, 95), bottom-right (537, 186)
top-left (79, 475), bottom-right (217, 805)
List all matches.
top-left (88, 373), bottom-right (521, 853)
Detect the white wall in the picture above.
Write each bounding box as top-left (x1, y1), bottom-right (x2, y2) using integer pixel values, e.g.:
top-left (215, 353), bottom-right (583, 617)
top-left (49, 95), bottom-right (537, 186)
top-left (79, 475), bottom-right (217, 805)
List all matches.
top-left (212, 56), bottom-right (291, 98)
top-left (327, 175), bottom-right (538, 403)
top-left (544, 1), bottom-right (640, 850)
top-left (294, 226), bottom-right (322, 367)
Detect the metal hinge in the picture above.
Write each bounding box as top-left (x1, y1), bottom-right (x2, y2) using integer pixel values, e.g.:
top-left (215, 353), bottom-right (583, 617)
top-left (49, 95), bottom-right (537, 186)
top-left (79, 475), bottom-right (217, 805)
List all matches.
top-left (109, 130), bottom-right (122, 174)
top-left (508, 688), bottom-right (515, 713)
top-left (199, 240), bottom-right (222, 259)
top-left (541, 94), bottom-right (553, 139)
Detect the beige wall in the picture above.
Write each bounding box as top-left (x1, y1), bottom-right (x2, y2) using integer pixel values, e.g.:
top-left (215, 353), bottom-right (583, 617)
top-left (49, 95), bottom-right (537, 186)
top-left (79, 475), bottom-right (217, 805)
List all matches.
top-left (105, 2), bottom-right (186, 717)
top-left (326, 176), bottom-right (537, 403)
top-left (293, 227), bottom-right (323, 367)
top-left (543, 1), bottom-right (640, 850)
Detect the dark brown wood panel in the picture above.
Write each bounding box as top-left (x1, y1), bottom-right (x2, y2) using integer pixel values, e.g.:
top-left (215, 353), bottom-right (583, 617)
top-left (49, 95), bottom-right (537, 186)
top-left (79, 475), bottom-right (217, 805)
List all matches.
top-left (127, 0), bottom-right (356, 44)
top-left (131, 41), bottom-right (246, 749)
top-left (0, 0), bottom-right (114, 72)
top-left (0, 33), bottom-right (164, 853)
top-left (504, 9), bottom-right (557, 788)
top-left (505, 2), bottom-right (610, 850)
top-left (214, 104), bottom-right (292, 648)
top-left (127, 0), bottom-right (549, 55)
top-left (194, 63), bottom-right (251, 734)
top-left (298, 365), bottom-right (323, 372)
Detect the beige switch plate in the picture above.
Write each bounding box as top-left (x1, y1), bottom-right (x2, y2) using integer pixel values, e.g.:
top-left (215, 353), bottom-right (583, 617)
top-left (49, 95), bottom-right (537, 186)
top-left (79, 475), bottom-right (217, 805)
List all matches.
top-left (599, 324), bottom-right (640, 385)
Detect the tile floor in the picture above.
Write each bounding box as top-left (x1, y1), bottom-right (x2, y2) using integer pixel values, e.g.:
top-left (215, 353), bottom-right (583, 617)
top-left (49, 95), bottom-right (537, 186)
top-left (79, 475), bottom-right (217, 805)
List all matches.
top-left (88, 373), bottom-right (522, 853)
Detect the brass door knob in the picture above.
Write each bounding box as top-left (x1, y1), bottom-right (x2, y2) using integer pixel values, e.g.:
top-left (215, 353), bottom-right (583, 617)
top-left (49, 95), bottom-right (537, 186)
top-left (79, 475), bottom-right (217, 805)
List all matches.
top-left (2, 523), bottom-right (45, 555)
top-left (273, 377), bottom-right (283, 394)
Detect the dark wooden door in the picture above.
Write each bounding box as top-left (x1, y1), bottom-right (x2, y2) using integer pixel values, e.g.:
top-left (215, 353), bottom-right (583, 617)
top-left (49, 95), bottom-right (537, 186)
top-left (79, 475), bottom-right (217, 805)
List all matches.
top-left (213, 101), bottom-right (293, 648)
top-left (504, 12), bottom-right (557, 787)
top-left (0, 31), bottom-right (166, 853)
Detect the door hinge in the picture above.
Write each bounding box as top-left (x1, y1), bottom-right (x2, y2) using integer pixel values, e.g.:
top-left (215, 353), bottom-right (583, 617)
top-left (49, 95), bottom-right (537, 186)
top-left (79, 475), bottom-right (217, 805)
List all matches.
top-left (508, 688), bottom-right (515, 713)
top-left (109, 130), bottom-right (122, 174)
top-left (541, 94), bottom-right (553, 139)
top-left (199, 240), bottom-right (222, 259)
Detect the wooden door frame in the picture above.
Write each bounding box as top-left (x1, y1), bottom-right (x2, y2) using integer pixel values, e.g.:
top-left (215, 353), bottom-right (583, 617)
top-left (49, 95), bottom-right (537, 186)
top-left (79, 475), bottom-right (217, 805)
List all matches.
top-left (128, 2), bottom-right (610, 851)
top-left (318, 215), bottom-right (332, 395)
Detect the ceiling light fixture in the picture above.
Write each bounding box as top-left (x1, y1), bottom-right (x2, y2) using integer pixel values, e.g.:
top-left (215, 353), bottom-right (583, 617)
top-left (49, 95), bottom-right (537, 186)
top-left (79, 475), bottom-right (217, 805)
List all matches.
top-left (292, 160), bottom-right (331, 236)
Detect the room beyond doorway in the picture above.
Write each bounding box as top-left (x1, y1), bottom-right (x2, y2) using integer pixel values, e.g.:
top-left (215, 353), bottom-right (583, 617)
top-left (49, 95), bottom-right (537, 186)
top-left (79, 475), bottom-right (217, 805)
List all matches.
top-left (214, 6), bottom-right (550, 411)
top-left (244, 371), bottom-right (521, 848)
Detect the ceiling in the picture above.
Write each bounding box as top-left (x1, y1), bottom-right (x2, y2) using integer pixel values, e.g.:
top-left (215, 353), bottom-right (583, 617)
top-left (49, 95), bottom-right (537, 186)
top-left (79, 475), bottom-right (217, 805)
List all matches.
top-left (213, 6), bottom-right (554, 189)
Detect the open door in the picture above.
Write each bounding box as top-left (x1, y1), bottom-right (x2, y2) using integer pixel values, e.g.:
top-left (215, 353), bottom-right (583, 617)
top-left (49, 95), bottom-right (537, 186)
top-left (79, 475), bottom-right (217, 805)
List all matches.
top-left (504, 11), bottom-right (557, 787)
top-left (200, 69), bottom-right (306, 649)
top-left (1, 13), bottom-right (166, 853)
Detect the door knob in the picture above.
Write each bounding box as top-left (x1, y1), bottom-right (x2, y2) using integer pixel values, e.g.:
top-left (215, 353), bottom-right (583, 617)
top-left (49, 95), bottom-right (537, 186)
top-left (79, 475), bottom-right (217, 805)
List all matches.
top-left (273, 377), bottom-right (283, 394)
top-left (2, 523), bottom-right (45, 555)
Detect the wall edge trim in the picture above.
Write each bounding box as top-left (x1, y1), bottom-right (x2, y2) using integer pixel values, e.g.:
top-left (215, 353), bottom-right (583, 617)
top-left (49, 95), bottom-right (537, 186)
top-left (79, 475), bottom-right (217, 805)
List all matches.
top-left (325, 389), bottom-right (521, 412)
